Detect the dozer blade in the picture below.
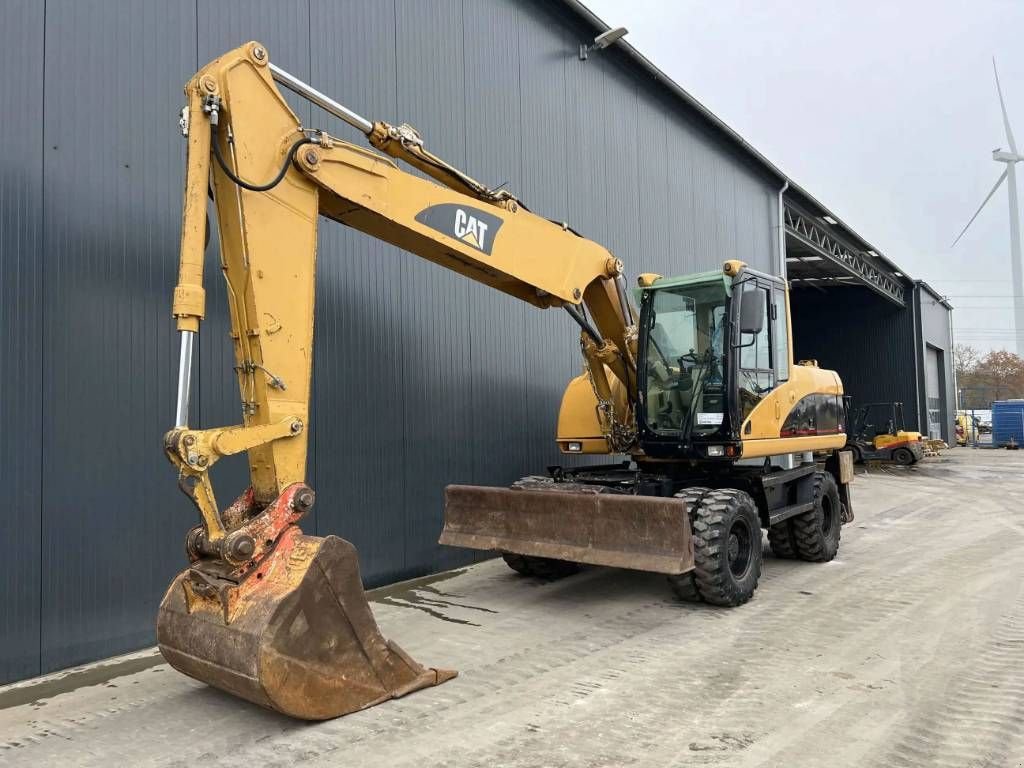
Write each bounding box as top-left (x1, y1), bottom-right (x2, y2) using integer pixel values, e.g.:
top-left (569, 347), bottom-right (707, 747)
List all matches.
top-left (157, 528), bottom-right (455, 720)
top-left (440, 484), bottom-right (694, 575)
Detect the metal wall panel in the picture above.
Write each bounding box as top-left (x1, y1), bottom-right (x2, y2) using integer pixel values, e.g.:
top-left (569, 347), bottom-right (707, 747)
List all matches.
top-left (661, 96), bottom-right (777, 276)
top-left (636, 94), bottom-right (673, 272)
top-left (393, 0), bottom-right (477, 575)
top-left (38, 0), bottom-right (196, 673)
top-left (665, 107), bottom-right (703, 273)
top-left (0, 0), bottom-right (44, 685)
top-left (515, 3), bottom-right (584, 473)
top-left (307, 0), bottom-right (410, 584)
top-left (2, 0), bottom-right (783, 681)
top-left (915, 286), bottom-right (955, 441)
top-left (462, 0), bottom-right (532, 492)
top-left (790, 287), bottom-right (920, 429)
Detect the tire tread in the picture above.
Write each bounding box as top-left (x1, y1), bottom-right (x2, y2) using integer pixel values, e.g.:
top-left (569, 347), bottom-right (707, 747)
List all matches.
top-left (790, 471), bottom-right (842, 562)
top-left (670, 487), bottom-right (761, 607)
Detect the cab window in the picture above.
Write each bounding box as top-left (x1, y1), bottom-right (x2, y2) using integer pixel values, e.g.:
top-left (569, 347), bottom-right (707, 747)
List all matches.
top-left (773, 287), bottom-right (789, 382)
top-left (738, 282), bottom-right (774, 420)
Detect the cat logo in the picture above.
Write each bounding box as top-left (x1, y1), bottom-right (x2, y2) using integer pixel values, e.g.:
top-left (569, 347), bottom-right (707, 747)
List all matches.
top-left (453, 209), bottom-right (489, 250)
top-left (414, 203), bottom-right (504, 256)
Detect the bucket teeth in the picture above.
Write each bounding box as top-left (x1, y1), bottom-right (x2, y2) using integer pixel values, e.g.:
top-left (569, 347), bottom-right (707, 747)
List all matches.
top-left (157, 529), bottom-right (455, 720)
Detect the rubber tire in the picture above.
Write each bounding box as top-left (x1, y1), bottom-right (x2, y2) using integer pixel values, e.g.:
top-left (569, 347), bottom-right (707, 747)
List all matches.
top-left (892, 447), bottom-right (914, 466)
top-left (767, 520), bottom-right (798, 559)
top-left (791, 471), bottom-right (842, 562)
top-left (501, 553), bottom-right (580, 580)
top-left (670, 488), bottom-right (762, 607)
top-left (667, 487), bottom-right (712, 602)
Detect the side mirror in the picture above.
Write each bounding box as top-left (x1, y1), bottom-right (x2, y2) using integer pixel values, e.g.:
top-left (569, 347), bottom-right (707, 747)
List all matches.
top-left (739, 289), bottom-right (765, 335)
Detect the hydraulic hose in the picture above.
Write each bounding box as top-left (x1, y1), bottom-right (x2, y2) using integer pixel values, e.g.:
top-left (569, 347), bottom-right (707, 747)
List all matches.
top-left (211, 122), bottom-right (314, 192)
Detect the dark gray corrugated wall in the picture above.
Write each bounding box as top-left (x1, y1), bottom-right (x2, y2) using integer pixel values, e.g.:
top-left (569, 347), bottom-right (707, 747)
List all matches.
top-left (791, 285), bottom-right (955, 443)
top-left (0, 0), bottom-right (780, 683)
top-left (790, 287), bottom-right (921, 430)
top-left (0, 1), bottom-right (44, 685)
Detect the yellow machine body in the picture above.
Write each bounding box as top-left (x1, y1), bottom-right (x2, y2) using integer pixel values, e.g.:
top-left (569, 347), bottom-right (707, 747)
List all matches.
top-left (874, 430), bottom-right (922, 450)
top-left (161, 43), bottom-right (851, 721)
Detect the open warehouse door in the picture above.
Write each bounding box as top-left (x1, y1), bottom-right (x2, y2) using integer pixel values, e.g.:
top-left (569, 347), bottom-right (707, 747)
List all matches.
top-left (781, 190), bottom-right (955, 445)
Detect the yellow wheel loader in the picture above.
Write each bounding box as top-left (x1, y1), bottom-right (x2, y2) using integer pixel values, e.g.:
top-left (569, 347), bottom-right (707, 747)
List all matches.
top-left (159, 43), bottom-right (854, 721)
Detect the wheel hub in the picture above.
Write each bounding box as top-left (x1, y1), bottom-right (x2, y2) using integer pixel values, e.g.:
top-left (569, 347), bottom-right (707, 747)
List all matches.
top-left (727, 521), bottom-right (751, 578)
top-left (821, 495), bottom-right (835, 535)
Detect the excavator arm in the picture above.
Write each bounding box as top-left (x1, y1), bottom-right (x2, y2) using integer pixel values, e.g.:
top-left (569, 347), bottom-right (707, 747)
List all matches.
top-left (171, 44), bottom-right (637, 500)
top-left (158, 42), bottom-right (656, 721)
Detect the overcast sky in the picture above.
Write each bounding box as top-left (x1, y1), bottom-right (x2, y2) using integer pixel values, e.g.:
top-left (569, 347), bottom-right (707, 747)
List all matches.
top-left (585, 0), bottom-right (1024, 352)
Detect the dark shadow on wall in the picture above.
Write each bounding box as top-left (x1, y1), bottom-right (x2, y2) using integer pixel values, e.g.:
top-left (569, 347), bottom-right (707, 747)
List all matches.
top-left (790, 286), bottom-right (921, 431)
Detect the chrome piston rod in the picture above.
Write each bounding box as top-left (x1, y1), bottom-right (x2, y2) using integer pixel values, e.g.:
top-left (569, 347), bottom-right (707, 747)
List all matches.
top-left (269, 63), bottom-right (373, 136)
top-left (175, 331), bottom-right (194, 428)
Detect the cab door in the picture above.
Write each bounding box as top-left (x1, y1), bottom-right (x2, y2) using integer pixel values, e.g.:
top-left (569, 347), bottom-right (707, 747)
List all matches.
top-left (735, 277), bottom-right (789, 437)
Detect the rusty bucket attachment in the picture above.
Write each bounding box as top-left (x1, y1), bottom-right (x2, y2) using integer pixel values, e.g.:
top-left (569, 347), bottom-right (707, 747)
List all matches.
top-left (157, 528), bottom-right (455, 720)
top-left (440, 484), bottom-right (694, 575)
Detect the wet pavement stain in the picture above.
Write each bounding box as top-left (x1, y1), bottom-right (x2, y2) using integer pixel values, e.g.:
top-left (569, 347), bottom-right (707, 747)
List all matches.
top-left (0, 653), bottom-right (163, 711)
top-left (411, 586), bottom-right (499, 614)
top-left (416, 584), bottom-right (472, 600)
top-left (375, 596), bottom-right (481, 626)
top-left (368, 567), bottom-right (470, 604)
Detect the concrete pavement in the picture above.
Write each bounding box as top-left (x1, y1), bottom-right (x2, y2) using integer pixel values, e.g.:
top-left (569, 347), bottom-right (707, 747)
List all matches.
top-left (1, 448), bottom-right (1022, 767)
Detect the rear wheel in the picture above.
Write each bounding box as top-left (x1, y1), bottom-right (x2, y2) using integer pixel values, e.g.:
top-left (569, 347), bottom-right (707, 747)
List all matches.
top-left (501, 553), bottom-right (580, 580)
top-left (846, 444), bottom-right (863, 464)
top-left (767, 520), bottom-right (797, 559)
top-left (791, 472), bottom-right (842, 562)
top-left (892, 447), bottom-right (914, 466)
top-left (669, 488), bottom-right (762, 607)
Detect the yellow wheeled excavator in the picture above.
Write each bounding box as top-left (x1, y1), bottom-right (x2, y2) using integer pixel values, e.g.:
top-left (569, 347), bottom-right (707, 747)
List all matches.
top-left (160, 42), bottom-right (854, 721)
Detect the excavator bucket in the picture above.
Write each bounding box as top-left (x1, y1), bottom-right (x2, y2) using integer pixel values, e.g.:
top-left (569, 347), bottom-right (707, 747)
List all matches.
top-left (440, 484), bottom-right (694, 575)
top-left (157, 528), bottom-right (455, 720)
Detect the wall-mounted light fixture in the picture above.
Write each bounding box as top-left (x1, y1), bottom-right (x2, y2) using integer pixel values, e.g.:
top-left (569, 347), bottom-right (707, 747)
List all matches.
top-left (579, 27), bottom-right (629, 60)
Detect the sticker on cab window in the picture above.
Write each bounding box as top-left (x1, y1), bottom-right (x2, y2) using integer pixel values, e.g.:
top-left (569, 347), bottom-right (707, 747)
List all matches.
top-left (696, 412), bottom-right (724, 425)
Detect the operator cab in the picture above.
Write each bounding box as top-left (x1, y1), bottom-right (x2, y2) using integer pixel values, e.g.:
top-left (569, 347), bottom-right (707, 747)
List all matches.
top-left (636, 261), bottom-right (789, 460)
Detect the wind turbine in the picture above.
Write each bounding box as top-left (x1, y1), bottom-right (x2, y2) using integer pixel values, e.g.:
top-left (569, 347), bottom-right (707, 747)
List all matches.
top-left (952, 58), bottom-right (1024, 356)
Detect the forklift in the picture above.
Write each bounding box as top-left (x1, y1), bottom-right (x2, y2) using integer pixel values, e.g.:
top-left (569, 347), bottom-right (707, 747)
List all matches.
top-left (844, 400), bottom-right (925, 465)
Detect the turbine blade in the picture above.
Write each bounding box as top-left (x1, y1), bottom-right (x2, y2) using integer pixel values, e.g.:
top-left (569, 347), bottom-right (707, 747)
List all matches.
top-left (952, 169), bottom-right (1008, 247)
top-left (994, 57), bottom-right (1018, 154)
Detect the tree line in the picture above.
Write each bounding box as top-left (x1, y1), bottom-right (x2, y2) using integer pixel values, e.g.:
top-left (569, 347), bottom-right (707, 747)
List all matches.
top-left (954, 344), bottom-right (1024, 409)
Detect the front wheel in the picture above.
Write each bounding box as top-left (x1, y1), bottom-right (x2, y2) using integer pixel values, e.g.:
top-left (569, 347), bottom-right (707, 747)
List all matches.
top-left (669, 488), bottom-right (762, 607)
top-left (667, 487), bottom-right (711, 602)
top-left (892, 447), bottom-right (915, 466)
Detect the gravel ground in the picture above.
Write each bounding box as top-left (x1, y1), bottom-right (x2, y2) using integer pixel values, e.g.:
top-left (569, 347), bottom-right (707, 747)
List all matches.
top-left (1, 447), bottom-right (1022, 768)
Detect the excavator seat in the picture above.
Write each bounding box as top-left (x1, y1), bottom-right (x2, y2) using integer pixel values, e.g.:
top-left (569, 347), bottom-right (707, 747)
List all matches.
top-left (157, 528), bottom-right (455, 720)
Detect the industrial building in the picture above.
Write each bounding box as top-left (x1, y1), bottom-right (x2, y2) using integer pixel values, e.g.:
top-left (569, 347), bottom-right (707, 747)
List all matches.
top-left (0, 0), bottom-right (953, 685)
